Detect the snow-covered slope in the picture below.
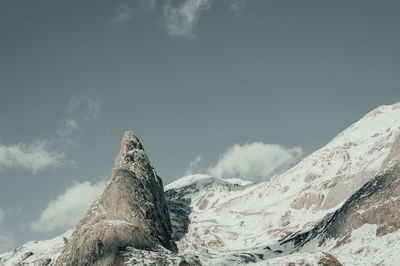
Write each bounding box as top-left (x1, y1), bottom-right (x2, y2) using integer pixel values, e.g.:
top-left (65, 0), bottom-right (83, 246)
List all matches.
top-left (2, 103), bottom-right (400, 265)
top-left (0, 229), bottom-right (73, 266)
top-left (164, 103), bottom-right (400, 263)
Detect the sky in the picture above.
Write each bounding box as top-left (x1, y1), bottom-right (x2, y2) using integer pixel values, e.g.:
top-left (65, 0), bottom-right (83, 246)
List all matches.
top-left (1, 0), bottom-right (400, 252)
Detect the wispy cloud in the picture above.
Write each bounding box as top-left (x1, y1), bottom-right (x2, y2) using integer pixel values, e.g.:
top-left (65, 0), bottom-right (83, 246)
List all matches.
top-left (0, 94), bottom-right (101, 173)
top-left (109, 0), bottom-right (247, 39)
top-left (64, 119), bottom-right (80, 131)
top-left (30, 180), bottom-right (106, 232)
top-left (138, 0), bottom-right (156, 12)
top-left (229, 0), bottom-right (247, 16)
top-left (185, 155), bottom-right (203, 175)
top-left (59, 93), bottom-right (103, 145)
top-left (163, 0), bottom-right (212, 39)
top-left (0, 94), bottom-right (102, 173)
top-left (0, 208), bottom-right (16, 253)
top-left (111, 6), bottom-right (134, 24)
top-left (66, 94), bottom-right (103, 121)
top-left (0, 141), bottom-right (66, 174)
top-left (111, 1), bottom-right (156, 25)
top-left (208, 142), bottom-right (303, 183)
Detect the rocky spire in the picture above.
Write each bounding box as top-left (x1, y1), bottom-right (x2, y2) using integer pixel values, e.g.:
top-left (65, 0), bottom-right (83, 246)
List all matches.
top-left (56, 131), bottom-right (176, 266)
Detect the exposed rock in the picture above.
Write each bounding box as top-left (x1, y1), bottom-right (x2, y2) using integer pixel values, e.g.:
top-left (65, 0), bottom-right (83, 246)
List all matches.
top-left (290, 191), bottom-right (324, 210)
top-left (114, 246), bottom-right (202, 266)
top-left (280, 164), bottom-right (400, 250)
top-left (317, 252), bottom-right (342, 266)
top-left (326, 165), bottom-right (400, 240)
top-left (253, 251), bottom-right (342, 266)
top-left (34, 257), bottom-right (52, 266)
top-left (55, 131), bottom-right (175, 266)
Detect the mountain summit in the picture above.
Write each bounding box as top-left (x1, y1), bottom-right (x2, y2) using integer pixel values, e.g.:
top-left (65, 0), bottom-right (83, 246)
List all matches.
top-left (55, 131), bottom-right (175, 265)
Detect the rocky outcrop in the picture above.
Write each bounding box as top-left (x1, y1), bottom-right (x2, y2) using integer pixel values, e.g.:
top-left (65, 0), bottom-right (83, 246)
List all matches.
top-left (325, 165), bottom-right (400, 239)
top-left (280, 164), bottom-right (400, 250)
top-left (55, 131), bottom-right (175, 266)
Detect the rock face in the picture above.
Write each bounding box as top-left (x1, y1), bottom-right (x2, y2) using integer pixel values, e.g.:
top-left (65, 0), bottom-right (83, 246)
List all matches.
top-left (280, 164), bottom-right (400, 249)
top-left (55, 131), bottom-right (175, 266)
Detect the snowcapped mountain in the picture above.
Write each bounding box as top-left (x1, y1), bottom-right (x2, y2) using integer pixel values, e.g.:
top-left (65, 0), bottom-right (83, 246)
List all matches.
top-left (1, 103), bottom-right (400, 265)
top-left (166, 103), bottom-right (400, 254)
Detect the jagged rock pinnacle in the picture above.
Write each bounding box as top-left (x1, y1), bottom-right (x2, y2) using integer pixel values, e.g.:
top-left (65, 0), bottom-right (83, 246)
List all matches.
top-left (55, 131), bottom-right (176, 266)
top-left (120, 131), bottom-right (144, 154)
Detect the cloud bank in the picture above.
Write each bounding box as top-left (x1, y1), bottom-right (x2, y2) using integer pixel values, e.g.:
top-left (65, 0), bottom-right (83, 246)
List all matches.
top-left (0, 141), bottom-right (65, 174)
top-left (30, 180), bottom-right (106, 232)
top-left (207, 142), bottom-right (303, 183)
top-left (163, 0), bottom-right (211, 39)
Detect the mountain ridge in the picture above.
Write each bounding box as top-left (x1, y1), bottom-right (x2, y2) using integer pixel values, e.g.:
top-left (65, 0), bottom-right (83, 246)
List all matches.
top-left (2, 103), bottom-right (400, 265)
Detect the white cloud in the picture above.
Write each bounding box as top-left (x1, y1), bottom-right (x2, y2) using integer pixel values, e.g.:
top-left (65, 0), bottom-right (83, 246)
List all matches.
top-left (229, 0), bottom-right (247, 15)
top-left (208, 142), bottom-right (303, 183)
top-left (0, 94), bottom-right (100, 173)
top-left (111, 6), bottom-right (134, 24)
top-left (163, 0), bottom-right (211, 39)
top-left (185, 155), bottom-right (203, 175)
top-left (30, 180), bottom-right (106, 233)
top-left (0, 141), bottom-right (66, 174)
top-left (0, 208), bottom-right (16, 253)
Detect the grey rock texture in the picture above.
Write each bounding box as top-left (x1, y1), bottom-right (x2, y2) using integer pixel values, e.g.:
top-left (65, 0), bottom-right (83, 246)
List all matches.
top-left (55, 131), bottom-right (175, 266)
top-left (281, 164), bottom-right (400, 250)
top-left (324, 165), bottom-right (400, 240)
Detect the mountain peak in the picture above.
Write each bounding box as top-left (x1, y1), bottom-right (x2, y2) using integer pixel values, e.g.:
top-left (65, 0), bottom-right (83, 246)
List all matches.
top-left (55, 131), bottom-right (175, 265)
top-left (111, 131), bottom-right (159, 187)
top-left (120, 130), bottom-right (143, 153)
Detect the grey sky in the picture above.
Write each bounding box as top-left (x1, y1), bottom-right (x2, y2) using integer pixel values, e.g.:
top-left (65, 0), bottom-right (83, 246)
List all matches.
top-left (1, 0), bottom-right (400, 252)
